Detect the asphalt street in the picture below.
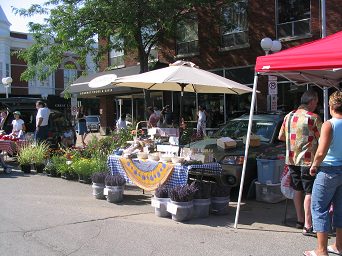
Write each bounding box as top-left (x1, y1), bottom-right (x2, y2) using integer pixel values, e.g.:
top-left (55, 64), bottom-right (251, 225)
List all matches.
top-left (0, 167), bottom-right (326, 256)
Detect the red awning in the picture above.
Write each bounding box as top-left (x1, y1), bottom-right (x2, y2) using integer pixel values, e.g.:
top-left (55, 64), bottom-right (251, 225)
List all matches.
top-left (255, 31), bottom-right (342, 87)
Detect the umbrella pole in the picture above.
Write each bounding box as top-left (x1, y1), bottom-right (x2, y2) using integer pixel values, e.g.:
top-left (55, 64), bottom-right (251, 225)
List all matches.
top-left (178, 83), bottom-right (186, 156)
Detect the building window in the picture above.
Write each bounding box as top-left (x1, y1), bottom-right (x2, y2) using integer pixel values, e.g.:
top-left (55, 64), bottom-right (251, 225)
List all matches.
top-left (149, 47), bottom-right (158, 63)
top-left (176, 15), bottom-right (199, 56)
top-left (29, 75), bottom-right (52, 87)
top-left (110, 49), bottom-right (125, 68)
top-left (64, 69), bottom-right (78, 88)
top-left (221, 0), bottom-right (249, 49)
top-left (5, 64), bottom-right (10, 77)
top-left (109, 35), bottom-right (125, 69)
top-left (0, 62), bottom-right (3, 81)
top-left (276, 0), bottom-right (311, 40)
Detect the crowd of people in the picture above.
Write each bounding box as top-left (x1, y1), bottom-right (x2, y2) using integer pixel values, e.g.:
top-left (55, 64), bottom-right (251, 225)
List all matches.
top-left (279, 90), bottom-right (342, 256)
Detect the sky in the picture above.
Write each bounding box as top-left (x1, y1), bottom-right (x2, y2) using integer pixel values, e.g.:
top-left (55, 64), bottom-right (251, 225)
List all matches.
top-left (1, 0), bottom-right (47, 33)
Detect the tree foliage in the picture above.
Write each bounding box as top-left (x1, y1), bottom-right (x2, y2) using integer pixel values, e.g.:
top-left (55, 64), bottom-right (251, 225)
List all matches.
top-left (13, 0), bottom-right (226, 81)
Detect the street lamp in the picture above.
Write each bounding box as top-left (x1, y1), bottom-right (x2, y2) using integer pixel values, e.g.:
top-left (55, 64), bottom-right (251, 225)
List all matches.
top-left (260, 38), bottom-right (282, 112)
top-left (260, 37), bottom-right (282, 55)
top-left (1, 77), bottom-right (12, 98)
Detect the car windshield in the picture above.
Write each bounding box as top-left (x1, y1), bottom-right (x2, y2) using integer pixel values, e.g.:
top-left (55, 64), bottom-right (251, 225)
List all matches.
top-left (215, 119), bottom-right (276, 143)
top-left (86, 116), bottom-right (99, 122)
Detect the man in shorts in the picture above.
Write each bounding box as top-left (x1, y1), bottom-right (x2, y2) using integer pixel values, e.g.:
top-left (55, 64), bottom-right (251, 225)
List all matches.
top-left (278, 90), bottom-right (322, 236)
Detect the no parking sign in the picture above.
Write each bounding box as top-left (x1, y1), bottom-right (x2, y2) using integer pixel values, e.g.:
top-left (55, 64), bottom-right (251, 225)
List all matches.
top-left (268, 76), bottom-right (278, 95)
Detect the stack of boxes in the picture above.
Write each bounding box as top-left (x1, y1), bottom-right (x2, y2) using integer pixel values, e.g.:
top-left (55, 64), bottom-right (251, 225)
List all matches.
top-left (255, 158), bottom-right (286, 203)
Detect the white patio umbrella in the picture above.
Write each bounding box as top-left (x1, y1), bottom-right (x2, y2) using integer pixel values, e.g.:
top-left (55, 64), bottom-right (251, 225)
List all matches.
top-left (114, 61), bottom-right (254, 122)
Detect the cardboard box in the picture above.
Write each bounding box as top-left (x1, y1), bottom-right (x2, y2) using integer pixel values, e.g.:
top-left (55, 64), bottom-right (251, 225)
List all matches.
top-left (217, 137), bottom-right (237, 149)
top-left (243, 135), bottom-right (261, 147)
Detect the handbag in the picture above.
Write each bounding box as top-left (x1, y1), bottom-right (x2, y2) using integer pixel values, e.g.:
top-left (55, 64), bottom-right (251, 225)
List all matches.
top-left (280, 165), bottom-right (294, 199)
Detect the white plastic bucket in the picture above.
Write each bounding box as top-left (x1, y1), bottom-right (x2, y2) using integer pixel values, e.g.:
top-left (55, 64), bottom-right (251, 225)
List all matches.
top-left (211, 196), bottom-right (230, 215)
top-left (152, 197), bottom-right (171, 218)
top-left (193, 198), bottom-right (211, 218)
top-left (92, 183), bottom-right (105, 199)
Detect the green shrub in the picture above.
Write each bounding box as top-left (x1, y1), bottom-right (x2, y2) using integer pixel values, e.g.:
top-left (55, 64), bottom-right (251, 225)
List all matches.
top-left (31, 142), bottom-right (49, 165)
top-left (72, 158), bottom-right (94, 177)
top-left (17, 143), bottom-right (34, 165)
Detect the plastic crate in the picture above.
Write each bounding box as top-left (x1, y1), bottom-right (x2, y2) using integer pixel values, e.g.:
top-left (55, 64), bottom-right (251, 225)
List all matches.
top-left (257, 158), bottom-right (285, 184)
top-left (255, 181), bottom-right (285, 203)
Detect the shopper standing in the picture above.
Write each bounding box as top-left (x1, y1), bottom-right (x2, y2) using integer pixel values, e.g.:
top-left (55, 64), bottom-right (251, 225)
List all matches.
top-left (303, 91), bottom-right (342, 256)
top-left (147, 106), bottom-right (159, 128)
top-left (0, 111), bottom-right (7, 130)
top-left (76, 106), bottom-right (87, 147)
top-left (35, 101), bottom-right (50, 142)
top-left (197, 105), bottom-right (207, 137)
top-left (116, 113), bottom-right (127, 130)
top-left (11, 111), bottom-right (25, 138)
top-left (278, 90), bottom-right (322, 236)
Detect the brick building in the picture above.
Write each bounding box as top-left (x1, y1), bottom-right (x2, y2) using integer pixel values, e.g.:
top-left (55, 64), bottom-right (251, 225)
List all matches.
top-left (87, 0), bottom-right (341, 133)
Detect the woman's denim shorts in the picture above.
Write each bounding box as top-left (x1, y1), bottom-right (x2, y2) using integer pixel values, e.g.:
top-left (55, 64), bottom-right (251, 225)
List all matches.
top-left (311, 167), bottom-right (342, 232)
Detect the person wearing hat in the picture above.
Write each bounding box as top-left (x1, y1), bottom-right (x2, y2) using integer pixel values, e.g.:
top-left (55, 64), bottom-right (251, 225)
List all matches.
top-left (11, 111), bottom-right (25, 138)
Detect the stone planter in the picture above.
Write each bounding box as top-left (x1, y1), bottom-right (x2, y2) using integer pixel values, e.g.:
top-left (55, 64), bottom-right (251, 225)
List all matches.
top-left (193, 198), bottom-right (211, 218)
top-left (167, 200), bottom-right (193, 222)
top-left (211, 196), bottom-right (230, 215)
top-left (92, 183), bottom-right (105, 199)
top-left (106, 185), bottom-right (124, 203)
top-left (151, 196), bottom-right (171, 218)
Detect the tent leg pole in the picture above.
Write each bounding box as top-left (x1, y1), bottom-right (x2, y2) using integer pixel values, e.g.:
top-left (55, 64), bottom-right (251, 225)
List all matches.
top-left (323, 87), bottom-right (329, 121)
top-left (234, 73), bottom-right (259, 229)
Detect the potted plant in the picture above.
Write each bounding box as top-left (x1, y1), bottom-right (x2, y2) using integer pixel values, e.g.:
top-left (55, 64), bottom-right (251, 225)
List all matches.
top-left (192, 181), bottom-right (211, 218)
top-left (91, 172), bottom-right (107, 199)
top-left (105, 174), bottom-right (126, 203)
top-left (44, 159), bottom-right (55, 177)
top-left (152, 184), bottom-right (171, 218)
top-left (72, 158), bottom-right (93, 184)
top-left (55, 155), bottom-right (76, 180)
top-left (210, 184), bottom-right (231, 215)
top-left (167, 184), bottom-right (197, 222)
top-left (32, 142), bottom-right (49, 173)
top-left (17, 144), bottom-right (33, 173)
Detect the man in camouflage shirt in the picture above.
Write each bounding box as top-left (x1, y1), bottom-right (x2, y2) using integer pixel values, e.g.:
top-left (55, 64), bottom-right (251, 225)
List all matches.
top-left (279, 90), bottom-right (322, 236)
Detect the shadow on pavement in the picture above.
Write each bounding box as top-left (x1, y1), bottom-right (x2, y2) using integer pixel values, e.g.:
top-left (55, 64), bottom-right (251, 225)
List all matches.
top-left (0, 169), bottom-right (36, 178)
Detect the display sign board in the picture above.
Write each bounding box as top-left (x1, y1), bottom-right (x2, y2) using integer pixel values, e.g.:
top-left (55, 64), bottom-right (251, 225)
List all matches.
top-left (268, 76), bottom-right (278, 95)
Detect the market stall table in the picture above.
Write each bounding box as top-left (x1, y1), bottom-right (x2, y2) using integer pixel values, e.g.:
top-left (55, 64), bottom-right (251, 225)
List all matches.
top-left (107, 154), bottom-right (223, 191)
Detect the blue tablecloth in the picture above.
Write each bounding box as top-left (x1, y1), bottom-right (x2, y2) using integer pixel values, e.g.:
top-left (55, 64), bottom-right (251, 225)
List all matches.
top-left (107, 154), bottom-right (223, 189)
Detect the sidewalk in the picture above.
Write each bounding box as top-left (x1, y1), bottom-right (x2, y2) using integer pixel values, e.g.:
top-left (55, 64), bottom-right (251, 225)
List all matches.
top-left (0, 169), bottom-right (319, 256)
top-left (75, 131), bottom-right (104, 147)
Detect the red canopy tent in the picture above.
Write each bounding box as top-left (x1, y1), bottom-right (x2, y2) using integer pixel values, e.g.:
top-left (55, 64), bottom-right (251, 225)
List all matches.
top-left (234, 31), bottom-right (342, 228)
top-left (255, 31), bottom-right (342, 87)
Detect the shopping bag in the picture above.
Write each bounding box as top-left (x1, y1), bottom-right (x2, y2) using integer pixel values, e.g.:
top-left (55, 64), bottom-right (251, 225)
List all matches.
top-left (280, 165), bottom-right (294, 199)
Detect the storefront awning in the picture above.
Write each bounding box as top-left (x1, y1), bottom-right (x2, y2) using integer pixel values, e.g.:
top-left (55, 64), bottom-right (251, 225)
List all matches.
top-left (63, 65), bottom-right (141, 97)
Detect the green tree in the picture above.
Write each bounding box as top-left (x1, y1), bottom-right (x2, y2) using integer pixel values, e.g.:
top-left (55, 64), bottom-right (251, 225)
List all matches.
top-left (13, 0), bottom-right (227, 81)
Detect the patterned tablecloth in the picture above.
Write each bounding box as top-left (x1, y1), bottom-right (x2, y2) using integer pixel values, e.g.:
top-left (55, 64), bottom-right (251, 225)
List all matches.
top-left (107, 154), bottom-right (223, 190)
top-left (0, 140), bottom-right (28, 155)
